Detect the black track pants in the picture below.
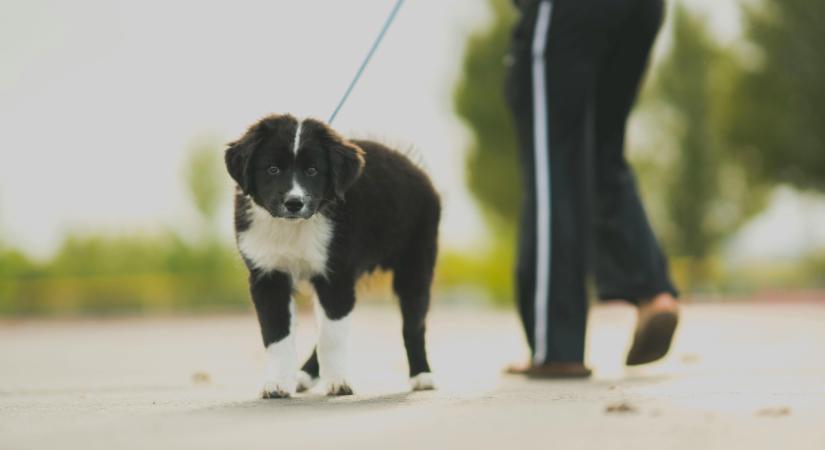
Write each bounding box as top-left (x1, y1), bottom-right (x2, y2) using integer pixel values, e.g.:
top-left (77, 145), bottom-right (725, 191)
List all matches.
top-left (504, 0), bottom-right (678, 364)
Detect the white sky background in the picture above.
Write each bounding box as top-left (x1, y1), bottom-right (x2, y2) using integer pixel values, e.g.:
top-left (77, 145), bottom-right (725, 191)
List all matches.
top-left (0, 0), bottom-right (489, 257)
top-left (1, 0), bottom-right (823, 262)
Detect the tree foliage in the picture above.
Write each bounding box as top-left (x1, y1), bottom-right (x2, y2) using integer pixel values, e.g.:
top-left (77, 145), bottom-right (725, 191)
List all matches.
top-left (638, 5), bottom-right (767, 267)
top-left (184, 137), bottom-right (225, 235)
top-left (453, 0), bottom-right (520, 230)
top-left (0, 137), bottom-right (244, 316)
top-left (731, 0), bottom-right (825, 191)
top-left (452, 1), bottom-right (779, 291)
top-left (728, 0), bottom-right (825, 192)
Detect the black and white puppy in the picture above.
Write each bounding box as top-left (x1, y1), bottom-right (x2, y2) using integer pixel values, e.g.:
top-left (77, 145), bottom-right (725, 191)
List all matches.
top-left (225, 114), bottom-right (440, 398)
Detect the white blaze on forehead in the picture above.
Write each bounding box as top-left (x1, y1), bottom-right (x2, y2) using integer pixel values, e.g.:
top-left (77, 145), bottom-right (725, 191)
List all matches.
top-left (292, 120), bottom-right (304, 155)
top-left (288, 119), bottom-right (306, 200)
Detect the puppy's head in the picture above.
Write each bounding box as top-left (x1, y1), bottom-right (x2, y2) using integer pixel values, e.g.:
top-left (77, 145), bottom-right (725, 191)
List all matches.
top-left (225, 114), bottom-right (365, 220)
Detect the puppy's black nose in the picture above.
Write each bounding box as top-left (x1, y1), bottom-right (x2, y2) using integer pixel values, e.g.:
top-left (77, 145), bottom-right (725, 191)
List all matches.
top-left (284, 198), bottom-right (304, 213)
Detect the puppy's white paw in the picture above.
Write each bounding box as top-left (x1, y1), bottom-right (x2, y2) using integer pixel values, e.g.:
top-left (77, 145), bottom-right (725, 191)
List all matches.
top-left (409, 372), bottom-right (435, 391)
top-left (295, 370), bottom-right (318, 393)
top-left (261, 379), bottom-right (296, 399)
top-left (324, 379), bottom-right (354, 396)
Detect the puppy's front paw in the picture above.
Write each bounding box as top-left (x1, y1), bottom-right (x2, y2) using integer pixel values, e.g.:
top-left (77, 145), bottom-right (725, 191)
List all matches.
top-left (325, 379), bottom-right (354, 396)
top-left (261, 380), bottom-right (296, 399)
top-left (296, 371), bottom-right (318, 393)
top-left (409, 372), bottom-right (435, 391)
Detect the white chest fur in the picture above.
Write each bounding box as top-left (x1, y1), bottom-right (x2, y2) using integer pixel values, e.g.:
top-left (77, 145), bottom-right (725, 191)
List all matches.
top-left (237, 203), bottom-right (333, 280)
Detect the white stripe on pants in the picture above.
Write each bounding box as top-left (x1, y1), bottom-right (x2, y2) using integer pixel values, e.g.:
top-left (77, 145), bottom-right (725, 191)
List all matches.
top-left (531, 0), bottom-right (553, 364)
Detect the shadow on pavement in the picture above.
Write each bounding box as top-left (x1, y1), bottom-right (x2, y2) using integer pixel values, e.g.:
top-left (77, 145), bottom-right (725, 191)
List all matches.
top-left (198, 390), bottom-right (422, 413)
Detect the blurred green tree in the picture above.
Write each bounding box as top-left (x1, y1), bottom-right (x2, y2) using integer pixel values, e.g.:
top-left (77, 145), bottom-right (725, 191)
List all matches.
top-left (0, 137), bottom-right (246, 316)
top-left (452, 1), bottom-right (773, 292)
top-left (453, 0), bottom-right (519, 232)
top-left (634, 5), bottom-right (768, 288)
top-left (727, 0), bottom-right (825, 191)
top-left (184, 137), bottom-right (226, 237)
top-left (450, 0), bottom-right (519, 303)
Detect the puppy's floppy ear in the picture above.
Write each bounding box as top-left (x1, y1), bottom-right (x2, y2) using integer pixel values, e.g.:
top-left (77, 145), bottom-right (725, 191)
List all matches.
top-left (224, 139), bottom-right (257, 194)
top-left (329, 139), bottom-right (365, 200)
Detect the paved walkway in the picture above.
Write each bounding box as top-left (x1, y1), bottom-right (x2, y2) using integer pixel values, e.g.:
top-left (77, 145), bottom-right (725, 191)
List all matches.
top-left (1, 302), bottom-right (824, 449)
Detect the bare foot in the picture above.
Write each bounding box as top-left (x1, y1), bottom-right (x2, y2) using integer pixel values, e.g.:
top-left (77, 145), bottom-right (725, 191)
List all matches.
top-left (626, 293), bottom-right (679, 366)
top-left (639, 293), bottom-right (678, 320)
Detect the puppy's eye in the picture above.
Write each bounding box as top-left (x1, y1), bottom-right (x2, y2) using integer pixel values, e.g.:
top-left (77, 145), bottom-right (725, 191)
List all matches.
top-left (306, 167), bottom-right (318, 177)
top-left (267, 166), bottom-right (281, 175)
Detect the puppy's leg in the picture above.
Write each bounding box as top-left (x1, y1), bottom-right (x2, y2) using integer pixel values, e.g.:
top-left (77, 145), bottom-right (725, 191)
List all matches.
top-left (296, 348), bottom-right (319, 393)
top-left (394, 243), bottom-right (437, 391)
top-left (311, 274), bottom-right (356, 396)
top-left (394, 280), bottom-right (434, 391)
top-left (249, 270), bottom-right (298, 399)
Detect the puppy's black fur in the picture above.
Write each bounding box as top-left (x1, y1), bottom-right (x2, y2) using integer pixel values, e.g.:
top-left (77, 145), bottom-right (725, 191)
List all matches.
top-left (226, 114), bottom-right (440, 395)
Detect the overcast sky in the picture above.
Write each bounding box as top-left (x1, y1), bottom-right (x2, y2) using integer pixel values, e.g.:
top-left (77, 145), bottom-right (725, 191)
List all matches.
top-left (1, 0), bottom-right (823, 262)
top-left (0, 0), bottom-right (490, 257)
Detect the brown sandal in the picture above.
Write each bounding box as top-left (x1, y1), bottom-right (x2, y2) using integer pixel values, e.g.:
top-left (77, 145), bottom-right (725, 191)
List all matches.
top-left (505, 362), bottom-right (592, 379)
top-left (626, 310), bottom-right (678, 366)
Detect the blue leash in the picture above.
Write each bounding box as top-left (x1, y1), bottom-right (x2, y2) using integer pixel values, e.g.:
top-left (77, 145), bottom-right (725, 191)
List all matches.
top-left (328, 0), bottom-right (405, 125)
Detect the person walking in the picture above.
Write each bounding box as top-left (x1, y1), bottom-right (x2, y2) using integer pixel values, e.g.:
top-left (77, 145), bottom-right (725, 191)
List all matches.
top-left (504, 0), bottom-right (680, 377)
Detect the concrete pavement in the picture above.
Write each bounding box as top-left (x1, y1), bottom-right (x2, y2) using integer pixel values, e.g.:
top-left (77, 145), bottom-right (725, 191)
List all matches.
top-left (1, 302), bottom-right (825, 449)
